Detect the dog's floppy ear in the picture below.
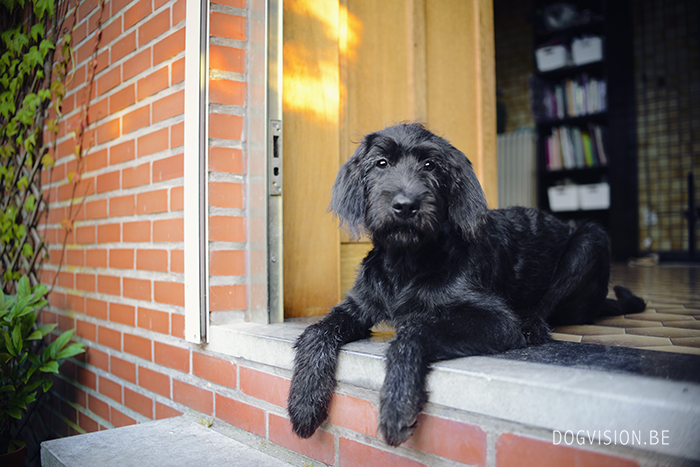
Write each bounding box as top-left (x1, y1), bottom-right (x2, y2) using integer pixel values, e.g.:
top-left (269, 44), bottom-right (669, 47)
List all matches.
top-left (329, 140), bottom-right (367, 239)
top-left (446, 146), bottom-right (488, 239)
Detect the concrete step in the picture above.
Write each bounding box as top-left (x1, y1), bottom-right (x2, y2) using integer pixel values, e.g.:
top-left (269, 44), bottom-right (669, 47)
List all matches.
top-left (41, 415), bottom-right (302, 467)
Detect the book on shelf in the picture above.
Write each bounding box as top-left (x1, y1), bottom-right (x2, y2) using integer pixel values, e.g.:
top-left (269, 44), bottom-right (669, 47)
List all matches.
top-left (544, 123), bottom-right (607, 171)
top-left (534, 74), bottom-right (606, 121)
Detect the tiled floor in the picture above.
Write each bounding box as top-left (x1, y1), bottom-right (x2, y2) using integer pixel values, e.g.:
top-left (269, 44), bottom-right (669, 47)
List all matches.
top-left (552, 263), bottom-right (700, 355)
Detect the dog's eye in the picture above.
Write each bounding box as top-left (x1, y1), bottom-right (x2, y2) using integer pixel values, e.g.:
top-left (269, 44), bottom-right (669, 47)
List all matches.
top-left (375, 159), bottom-right (388, 169)
top-left (423, 160), bottom-right (435, 171)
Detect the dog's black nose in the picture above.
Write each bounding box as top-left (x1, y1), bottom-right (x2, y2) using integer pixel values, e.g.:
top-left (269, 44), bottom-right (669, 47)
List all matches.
top-left (392, 194), bottom-right (419, 218)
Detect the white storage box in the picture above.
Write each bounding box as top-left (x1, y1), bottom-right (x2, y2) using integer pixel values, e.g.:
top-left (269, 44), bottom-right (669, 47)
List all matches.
top-left (571, 36), bottom-right (603, 65)
top-left (578, 183), bottom-right (610, 210)
top-left (535, 45), bottom-right (569, 72)
top-left (548, 185), bottom-right (579, 212)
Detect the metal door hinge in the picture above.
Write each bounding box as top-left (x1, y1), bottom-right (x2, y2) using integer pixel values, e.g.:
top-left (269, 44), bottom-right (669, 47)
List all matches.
top-left (270, 120), bottom-right (282, 195)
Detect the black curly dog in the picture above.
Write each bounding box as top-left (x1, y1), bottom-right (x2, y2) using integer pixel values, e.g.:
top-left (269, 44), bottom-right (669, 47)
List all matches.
top-left (287, 123), bottom-right (645, 446)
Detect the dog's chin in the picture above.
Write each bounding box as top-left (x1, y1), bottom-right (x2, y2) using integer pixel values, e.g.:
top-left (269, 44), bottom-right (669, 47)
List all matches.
top-left (371, 225), bottom-right (436, 250)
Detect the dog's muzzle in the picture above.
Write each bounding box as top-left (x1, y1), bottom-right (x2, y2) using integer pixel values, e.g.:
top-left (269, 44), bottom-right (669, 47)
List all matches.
top-left (392, 194), bottom-right (419, 219)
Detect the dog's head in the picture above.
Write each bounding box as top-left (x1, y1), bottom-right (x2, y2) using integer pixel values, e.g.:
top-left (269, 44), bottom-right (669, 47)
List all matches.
top-left (330, 123), bottom-right (488, 248)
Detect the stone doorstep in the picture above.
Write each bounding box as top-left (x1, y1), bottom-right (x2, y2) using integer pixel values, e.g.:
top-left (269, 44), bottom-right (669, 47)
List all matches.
top-left (41, 414), bottom-right (305, 467)
top-left (207, 322), bottom-right (700, 463)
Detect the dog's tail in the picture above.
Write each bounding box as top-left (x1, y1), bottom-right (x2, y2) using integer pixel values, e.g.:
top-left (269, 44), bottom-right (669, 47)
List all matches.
top-left (600, 286), bottom-right (646, 317)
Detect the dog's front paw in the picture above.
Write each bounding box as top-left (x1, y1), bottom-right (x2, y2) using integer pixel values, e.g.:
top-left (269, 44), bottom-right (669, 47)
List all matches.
top-left (378, 403), bottom-right (419, 447)
top-left (287, 385), bottom-right (329, 438)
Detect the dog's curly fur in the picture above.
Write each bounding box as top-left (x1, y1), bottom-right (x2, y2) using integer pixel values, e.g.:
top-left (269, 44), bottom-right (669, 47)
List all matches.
top-left (287, 123), bottom-right (645, 446)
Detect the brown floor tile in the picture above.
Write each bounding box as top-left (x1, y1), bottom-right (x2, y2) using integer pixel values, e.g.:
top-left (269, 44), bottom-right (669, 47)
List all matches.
top-left (625, 327), bottom-right (700, 339)
top-left (661, 320), bottom-right (700, 330)
top-left (581, 334), bottom-right (671, 347)
top-left (625, 312), bottom-right (694, 322)
top-left (648, 306), bottom-right (700, 316)
top-left (550, 332), bottom-right (582, 343)
top-left (553, 325), bottom-right (624, 336)
top-left (670, 337), bottom-right (700, 348)
top-left (593, 317), bottom-right (663, 328)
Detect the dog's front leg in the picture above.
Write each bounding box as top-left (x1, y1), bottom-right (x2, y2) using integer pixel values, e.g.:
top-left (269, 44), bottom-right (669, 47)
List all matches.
top-left (288, 304), bottom-right (370, 438)
top-left (379, 323), bottom-right (432, 446)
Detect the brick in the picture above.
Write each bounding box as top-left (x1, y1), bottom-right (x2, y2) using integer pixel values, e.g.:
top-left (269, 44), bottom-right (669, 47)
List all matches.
top-left (97, 223), bottom-right (120, 243)
top-left (153, 90), bottom-right (184, 122)
top-left (110, 194), bottom-right (136, 217)
top-left (168, 186), bottom-right (183, 213)
top-left (86, 148), bottom-right (108, 172)
top-left (154, 341), bottom-right (189, 372)
top-left (123, 49), bottom-right (152, 81)
top-left (96, 118), bottom-right (120, 144)
top-left (111, 356), bottom-right (137, 384)
top-left (405, 415), bottom-right (486, 465)
top-left (125, 387), bottom-right (153, 419)
top-left (210, 12), bottom-right (246, 41)
top-left (209, 113), bottom-right (243, 140)
top-left (495, 434), bottom-right (639, 467)
top-left (171, 58), bottom-right (185, 84)
top-left (327, 394), bottom-right (378, 438)
top-left (156, 402), bottom-right (182, 420)
top-left (123, 277), bottom-right (152, 301)
top-left (99, 376), bottom-right (123, 403)
top-left (209, 147), bottom-right (244, 174)
top-left (97, 68), bottom-right (121, 96)
top-left (137, 66), bottom-right (169, 101)
top-left (192, 352), bottom-right (236, 389)
top-left (88, 394), bottom-right (110, 422)
top-left (153, 218), bottom-right (183, 242)
top-left (173, 379), bottom-right (213, 415)
top-left (239, 367), bottom-right (289, 407)
top-left (209, 44), bottom-right (244, 73)
top-left (86, 298), bottom-right (108, 319)
top-left (77, 367), bottom-right (97, 391)
top-left (209, 182), bottom-right (243, 209)
top-left (124, 221), bottom-right (151, 242)
top-left (209, 250), bottom-right (245, 276)
top-left (209, 78), bottom-right (245, 106)
top-left (87, 97), bottom-right (109, 124)
top-left (139, 10), bottom-right (170, 45)
top-left (216, 395), bottom-right (266, 438)
top-left (268, 413), bottom-right (334, 465)
top-left (137, 306), bottom-right (170, 333)
top-left (109, 248), bottom-right (134, 269)
top-left (136, 249), bottom-right (168, 272)
top-left (211, 0), bottom-right (245, 8)
top-left (339, 437), bottom-right (425, 467)
top-left (79, 412), bottom-right (99, 433)
top-left (97, 274), bottom-right (120, 296)
top-left (209, 285), bottom-right (246, 311)
top-left (110, 302), bottom-right (136, 326)
top-left (111, 31), bottom-right (136, 64)
top-left (172, 0), bottom-right (185, 23)
top-left (137, 189), bottom-right (168, 214)
top-left (100, 17), bottom-right (122, 46)
top-left (122, 163), bottom-right (151, 188)
top-left (123, 105), bottom-right (151, 134)
top-left (96, 170), bottom-right (120, 193)
top-left (76, 273), bottom-right (96, 292)
top-left (67, 249), bottom-right (85, 266)
top-left (98, 326), bottom-right (122, 351)
top-left (86, 249), bottom-right (108, 268)
top-left (110, 139), bottom-right (136, 164)
top-left (86, 346), bottom-right (107, 371)
top-left (138, 127), bottom-right (169, 157)
top-left (85, 199), bottom-right (107, 219)
top-left (171, 313), bottom-right (185, 338)
top-left (153, 153), bottom-right (183, 182)
top-left (111, 407), bottom-right (136, 427)
top-left (138, 366), bottom-right (170, 398)
top-left (124, 333), bottom-right (152, 361)
top-left (153, 28), bottom-right (186, 65)
top-left (75, 319), bottom-right (97, 342)
top-left (110, 84), bottom-right (136, 113)
top-left (209, 216), bottom-right (245, 242)
top-left (124, 0), bottom-right (152, 30)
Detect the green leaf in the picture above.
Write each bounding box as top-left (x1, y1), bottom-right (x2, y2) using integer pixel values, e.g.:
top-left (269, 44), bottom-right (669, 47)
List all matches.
top-left (42, 378), bottom-right (53, 393)
top-left (30, 23), bottom-right (45, 42)
top-left (24, 194), bottom-right (35, 212)
top-left (22, 243), bottom-right (33, 259)
top-left (37, 323), bottom-right (56, 337)
top-left (57, 342), bottom-right (85, 360)
top-left (27, 329), bottom-right (42, 340)
top-left (40, 361), bottom-right (59, 373)
top-left (50, 328), bottom-right (75, 359)
top-left (8, 407), bottom-right (21, 419)
top-left (33, 0), bottom-right (53, 19)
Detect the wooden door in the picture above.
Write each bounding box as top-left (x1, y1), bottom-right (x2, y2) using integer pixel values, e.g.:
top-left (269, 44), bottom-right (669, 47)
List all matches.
top-left (283, 0), bottom-right (497, 318)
